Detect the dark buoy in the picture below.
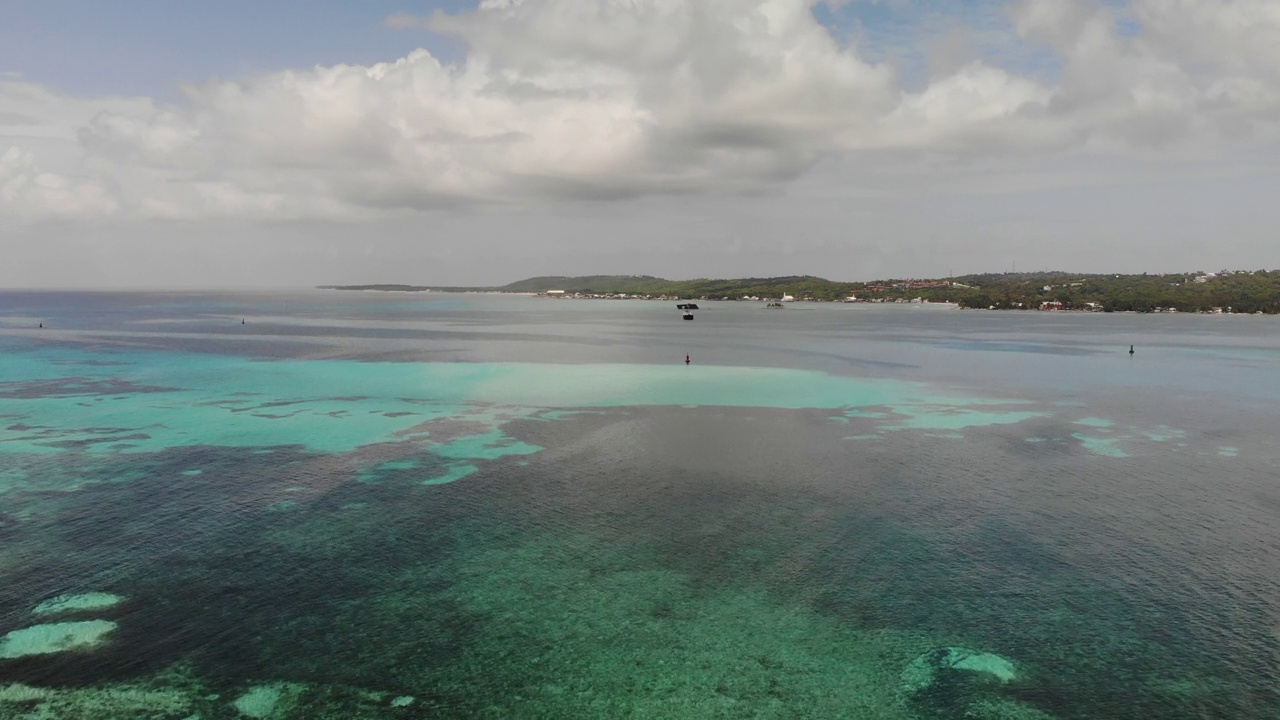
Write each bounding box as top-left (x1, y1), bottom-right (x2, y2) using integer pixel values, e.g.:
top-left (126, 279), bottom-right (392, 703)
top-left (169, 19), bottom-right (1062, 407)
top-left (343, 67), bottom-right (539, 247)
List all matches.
top-left (241, 319), bottom-right (245, 324)
top-left (1129, 345), bottom-right (1134, 355)
top-left (685, 354), bottom-right (690, 365)
top-left (38, 322), bottom-right (42, 328)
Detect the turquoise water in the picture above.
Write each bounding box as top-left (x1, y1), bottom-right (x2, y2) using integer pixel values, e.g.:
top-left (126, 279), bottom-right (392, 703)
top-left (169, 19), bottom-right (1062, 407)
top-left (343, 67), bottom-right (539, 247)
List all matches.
top-left (0, 345), bottom-right (1046, 455)
top-left (0, 290), bottom-right (1277, 718)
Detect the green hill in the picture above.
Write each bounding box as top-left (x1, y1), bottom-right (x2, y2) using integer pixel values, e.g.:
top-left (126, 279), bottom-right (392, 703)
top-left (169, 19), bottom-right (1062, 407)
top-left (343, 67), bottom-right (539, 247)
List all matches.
top-left (497, 275), bottom-right (853, 300)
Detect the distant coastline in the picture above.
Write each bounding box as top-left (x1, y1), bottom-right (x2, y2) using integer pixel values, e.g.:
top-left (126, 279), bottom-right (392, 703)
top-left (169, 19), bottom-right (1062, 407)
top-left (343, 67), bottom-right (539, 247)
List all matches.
top-left (321, 269), bottom-right (1280, 314)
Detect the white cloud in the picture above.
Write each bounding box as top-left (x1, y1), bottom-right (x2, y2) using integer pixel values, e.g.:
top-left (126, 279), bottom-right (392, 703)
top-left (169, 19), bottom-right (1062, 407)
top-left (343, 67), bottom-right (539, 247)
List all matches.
top-left (2, 0), bottom-right (1279, 222)
top-left (1010, 0), bottom-right (1280, 145)
top-left (0, 145), bottom-right (118, 218)
top-left (1134, 0), bottom-right (1280, 79)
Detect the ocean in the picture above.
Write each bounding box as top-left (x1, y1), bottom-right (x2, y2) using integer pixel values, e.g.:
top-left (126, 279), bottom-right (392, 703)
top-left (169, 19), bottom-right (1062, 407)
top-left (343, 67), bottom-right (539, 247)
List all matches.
top-left (0, 289), bottom-right (1276, 719)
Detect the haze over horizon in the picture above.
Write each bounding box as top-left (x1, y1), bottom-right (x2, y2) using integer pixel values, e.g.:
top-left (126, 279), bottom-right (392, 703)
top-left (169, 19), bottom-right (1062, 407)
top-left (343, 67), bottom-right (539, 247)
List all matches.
top-left (3, 0), bottom-right (1279, 288)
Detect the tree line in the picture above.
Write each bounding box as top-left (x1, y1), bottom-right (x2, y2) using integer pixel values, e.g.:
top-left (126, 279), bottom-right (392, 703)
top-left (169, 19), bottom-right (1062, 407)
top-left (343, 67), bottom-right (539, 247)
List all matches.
top-left (323, 270), bottom-right (1280, 313)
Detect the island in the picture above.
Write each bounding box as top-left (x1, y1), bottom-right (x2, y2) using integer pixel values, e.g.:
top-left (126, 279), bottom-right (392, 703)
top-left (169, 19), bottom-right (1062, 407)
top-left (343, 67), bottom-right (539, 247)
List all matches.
top-left (321, 269), bottom-right (1280, 314)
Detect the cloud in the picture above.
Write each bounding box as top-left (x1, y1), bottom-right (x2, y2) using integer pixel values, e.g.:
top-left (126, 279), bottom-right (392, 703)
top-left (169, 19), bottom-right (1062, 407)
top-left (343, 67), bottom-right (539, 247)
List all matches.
top-left (1134, 0), bottom-right (1280, 79)
top-left (0, 146), bottom-right (118, 217)
top-left (1010, 0), bottom-right (1280, 145)
top-left (2, 0), bottom-right (1279, 221)
top-left (0, 112), bottom-right (42, 127)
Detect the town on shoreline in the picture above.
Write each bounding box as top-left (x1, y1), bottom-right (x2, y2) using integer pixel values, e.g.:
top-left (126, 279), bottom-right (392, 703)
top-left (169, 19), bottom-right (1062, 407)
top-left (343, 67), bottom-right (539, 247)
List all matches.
top-left (321, 269), bottom-right (1280, 314)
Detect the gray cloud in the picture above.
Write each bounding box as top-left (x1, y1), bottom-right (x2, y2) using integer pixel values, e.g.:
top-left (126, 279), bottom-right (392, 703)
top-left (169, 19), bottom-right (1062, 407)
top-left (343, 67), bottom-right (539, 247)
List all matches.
top-left (0, 112), bottom-right (41, 127)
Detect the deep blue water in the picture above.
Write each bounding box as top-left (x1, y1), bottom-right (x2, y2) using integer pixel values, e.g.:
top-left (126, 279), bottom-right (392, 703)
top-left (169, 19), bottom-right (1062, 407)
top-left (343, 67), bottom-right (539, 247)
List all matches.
top-left (0, 289), bottom-right (1277, 718)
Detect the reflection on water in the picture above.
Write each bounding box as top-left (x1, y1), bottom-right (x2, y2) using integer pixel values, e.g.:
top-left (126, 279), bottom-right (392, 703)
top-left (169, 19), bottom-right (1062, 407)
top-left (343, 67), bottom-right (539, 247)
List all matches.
top-left (0, 290), bottom-right (1277, 718)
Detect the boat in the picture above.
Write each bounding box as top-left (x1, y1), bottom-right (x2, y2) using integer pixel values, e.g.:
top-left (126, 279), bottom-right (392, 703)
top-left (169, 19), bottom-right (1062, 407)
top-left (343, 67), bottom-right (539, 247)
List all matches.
top-left (765, 302), bottom-right (784, 309)
top-left (682, 310), bottom-right (694, 320)
top-left (676, 303), bottom-right (699, 310)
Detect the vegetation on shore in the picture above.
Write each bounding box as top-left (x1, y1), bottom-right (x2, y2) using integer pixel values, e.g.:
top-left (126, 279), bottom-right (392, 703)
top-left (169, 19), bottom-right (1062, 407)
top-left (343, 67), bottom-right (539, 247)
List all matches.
top-left (322, 269), bottom-right (1280, 313)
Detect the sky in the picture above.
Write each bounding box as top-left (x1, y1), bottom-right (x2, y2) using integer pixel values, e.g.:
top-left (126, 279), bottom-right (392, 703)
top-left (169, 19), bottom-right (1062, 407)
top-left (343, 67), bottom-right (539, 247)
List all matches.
top-left (2, 0), bottom-right (1279, 287)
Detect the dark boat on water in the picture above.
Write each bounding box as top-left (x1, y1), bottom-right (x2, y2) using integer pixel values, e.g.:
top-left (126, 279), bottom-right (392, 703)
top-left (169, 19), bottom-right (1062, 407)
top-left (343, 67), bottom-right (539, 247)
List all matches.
top-left (676, 303), bottom-right (699, 310)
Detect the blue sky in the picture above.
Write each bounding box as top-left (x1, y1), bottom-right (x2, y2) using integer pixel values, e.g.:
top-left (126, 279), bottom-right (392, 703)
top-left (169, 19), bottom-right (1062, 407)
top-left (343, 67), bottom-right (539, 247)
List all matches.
top-left (819, 0), bottom-right (1060, 87)
top-left (0, 0), bottom-right (470, 97)
top-left (3, 0), bottom-right (1075, 96)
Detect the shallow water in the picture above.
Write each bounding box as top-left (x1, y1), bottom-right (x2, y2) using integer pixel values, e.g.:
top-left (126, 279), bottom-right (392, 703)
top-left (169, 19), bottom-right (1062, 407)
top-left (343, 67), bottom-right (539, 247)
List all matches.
top-left (0, 290), bottom-right (1277, 718)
